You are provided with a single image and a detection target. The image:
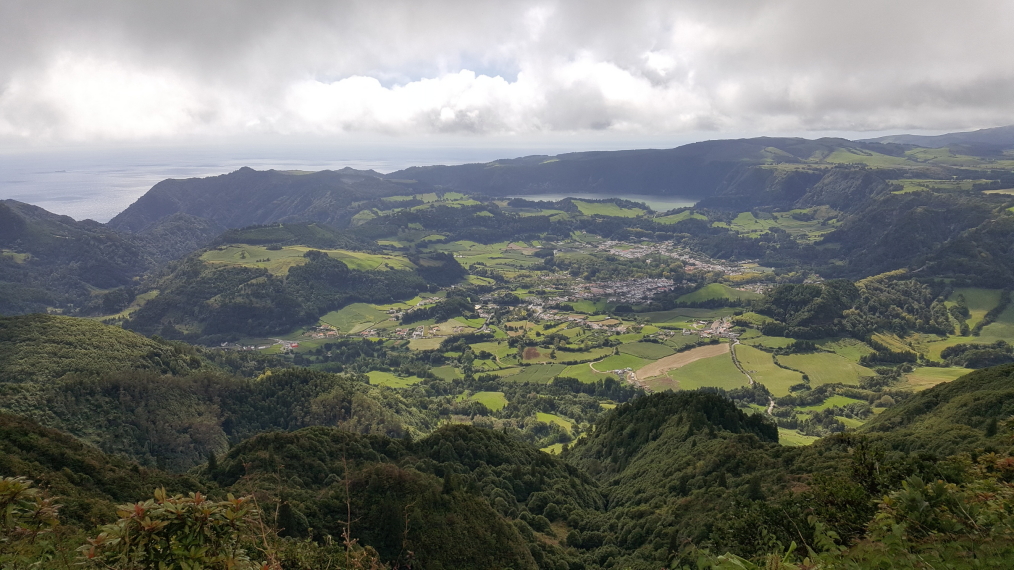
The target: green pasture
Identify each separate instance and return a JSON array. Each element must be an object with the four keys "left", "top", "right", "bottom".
[
  {"left": 560, "top": 363, "right": 613, "bottom": 383},
  {"left": 319, "top": 303, "right": 393, "bottom": 333},
  {"left": 571, "top": 200, "right": 645, "bottom": 217},
  {"left": 593, "top": 353, "right": 651, "bottom": 372},
  {"left": 735, "top": 345, "right": 803, "bottom": 397},
  {"left": 797, "top": 395, "right": 866, "bottom": 412},
  {"left": 461, "top": 391, "right": 508, "bottom": 412},
  {"left": 202, "top": 245, "right": 414, "bottom": 274},
  {"left": 640, "top": 307, "right": 734, "bottom": 324},
  {"left": 676, "top": 283, "right": 762, "bottom": 304},
  {"left": 367, "top": 371, "right": 426, "bottom": 388},
  {"left": 977, "top": 304, "right": 1014, "bottom": 342},
  {"left": 654, "top": 211, "right": 706, "bottom": 224},
  {"left": 663, "top": 352, "right": 747, "bottom": 392},
  {"left": 619, "top": 342, "right": 675, "bottom": 359},
  {"left": 778, "top": 352, "right": 873, "bottom": 387},
  {"left": 537, "top": 412, "right": 576, "bottom": 433},
  {"left": 815, "top": 338, "right": 875, "bottom": 362},
  {"left": 431, "top": 365, "right": 462, "bottom": 380},
  {"left": 407, "top": 338, "right": 443, "bottom": 350},
  {"left": 903, "top": 366, "right": 971, "bottom": 391},
  {"left": 948, "top": 288, "right": 1003, "bottom": 330},
  {"left": 778, "top": 428, "right": 819, "bottom": 447},
  {"left": 501, "top": 364, "right": 569, "bottom": 384}
]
